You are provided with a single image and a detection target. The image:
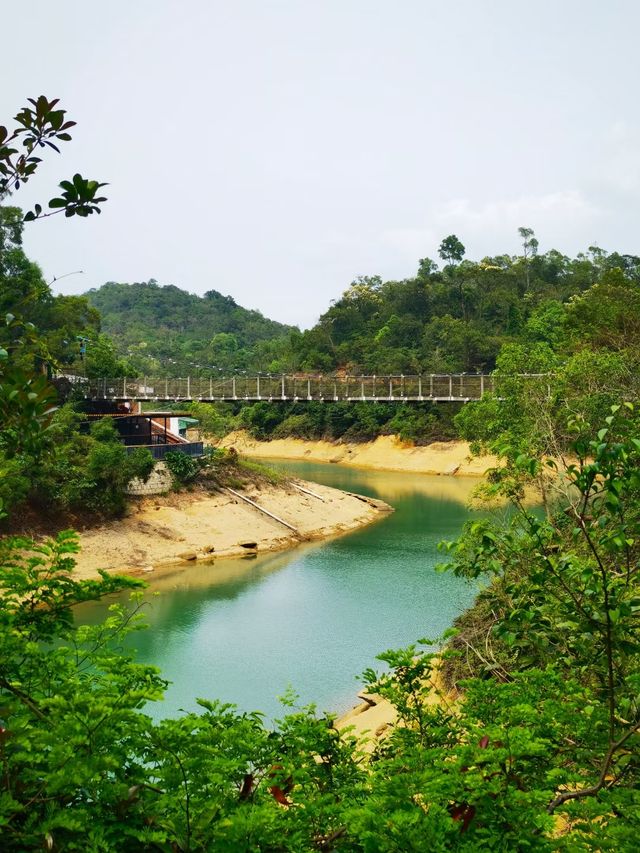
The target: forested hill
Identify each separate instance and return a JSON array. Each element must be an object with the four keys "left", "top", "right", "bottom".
[
  {"left": 85, "top": 280, "right": 296, "bottom": 375},
  {"left": 84, "top": 235, "right": 640, "bottom": 380},
  {"left": 291, "top": 235, "right": 640, "bottom": 375}
]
